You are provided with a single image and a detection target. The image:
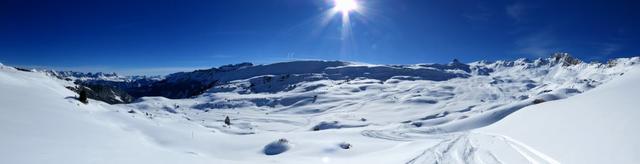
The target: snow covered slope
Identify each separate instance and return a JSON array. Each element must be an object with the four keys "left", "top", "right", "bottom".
[
  {"left": 481, "top": 62, "right": 640, "bottom": 163},
  {"left": 1, "top": 55, "right": 639, "bottom": 164},
  {"left": 0, "top": 65, "right": 216, "bottom": 164}
]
